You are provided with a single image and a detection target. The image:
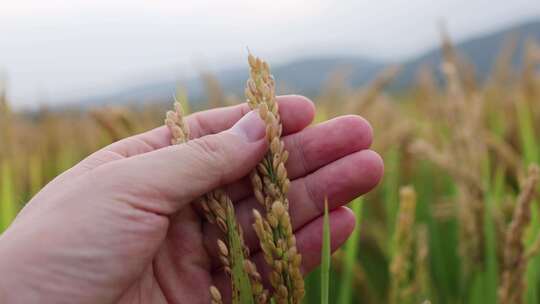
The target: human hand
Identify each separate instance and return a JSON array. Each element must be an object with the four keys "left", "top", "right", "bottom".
[{"left": 0, "top": 95, "right": 383, "bottom": 304}]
